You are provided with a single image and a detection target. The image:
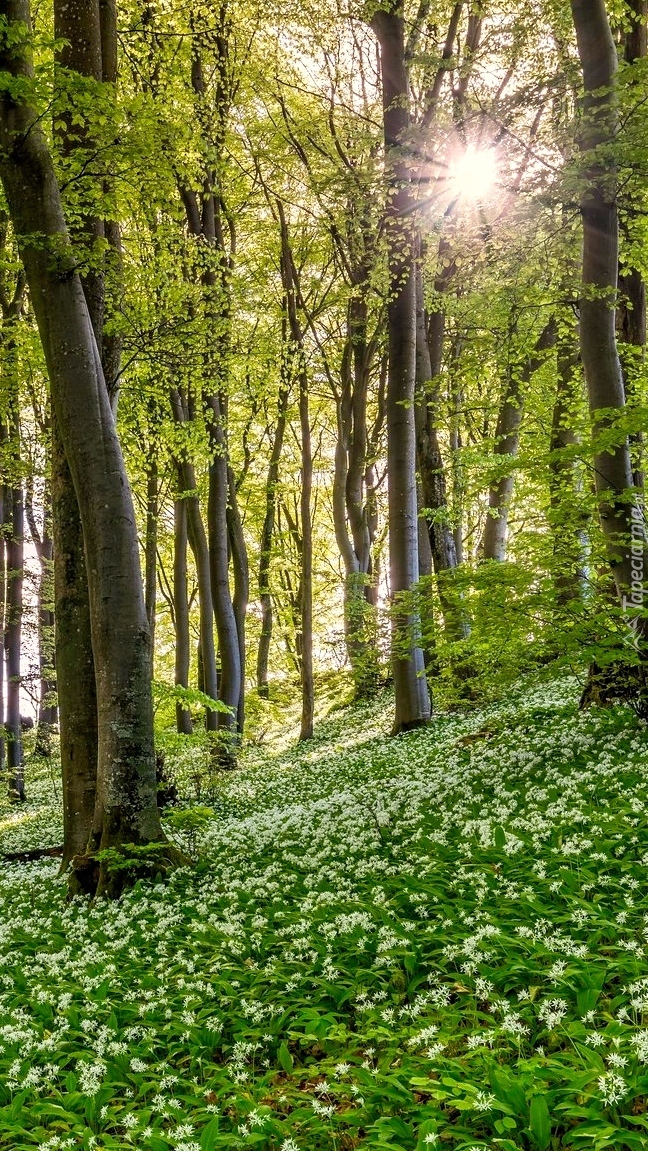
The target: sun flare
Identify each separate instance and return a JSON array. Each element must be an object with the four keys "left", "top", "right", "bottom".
[{"left": 447, "top": 145, "right": 499, "bottom": 203}]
